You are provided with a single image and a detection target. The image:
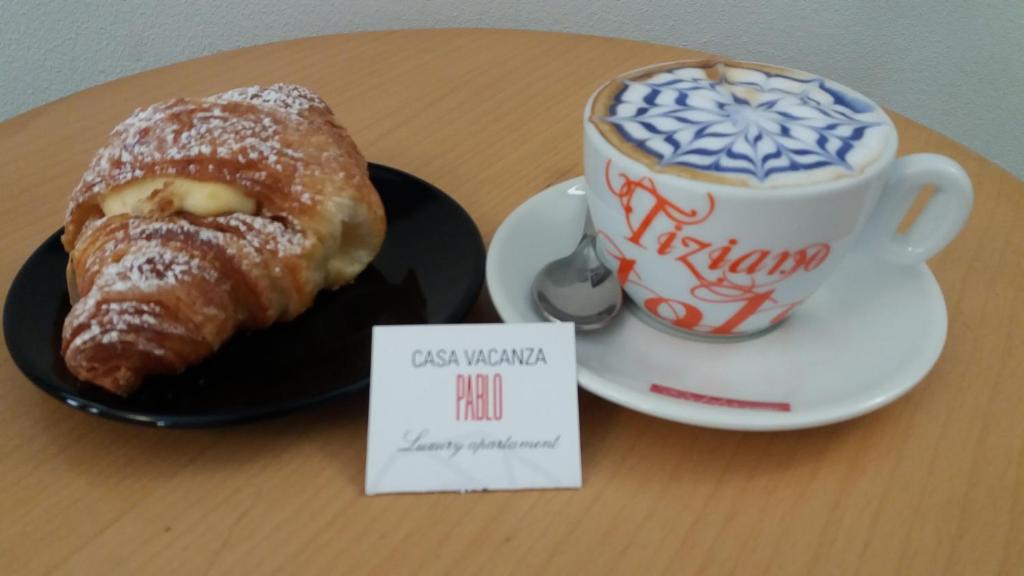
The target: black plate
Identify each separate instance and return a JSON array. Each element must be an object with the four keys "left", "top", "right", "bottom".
[{"left": 3, "top": 164, "right": 484, "bottom": 427}]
